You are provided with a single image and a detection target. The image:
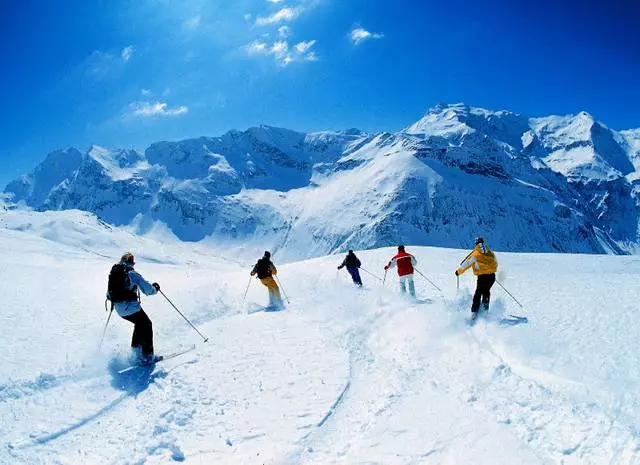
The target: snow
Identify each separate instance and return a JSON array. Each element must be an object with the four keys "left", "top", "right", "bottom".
[
  {"left": 543, "top": 146, "right": 622, "bottom": 181},
  {"left": 531, "top": 112, "right": 634, "bottom": 180},
  {"left": 621, "top": 129, "right": 640, "bottom": 171},
  {"left": 2, "top": 210, "right": 640, "bottom": 464},
  {"left": 530, "top": 112, "right": 596, "bottom": 148},
  {"left": 87, "top": 145, "right": 147, "bottom": 181}
]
